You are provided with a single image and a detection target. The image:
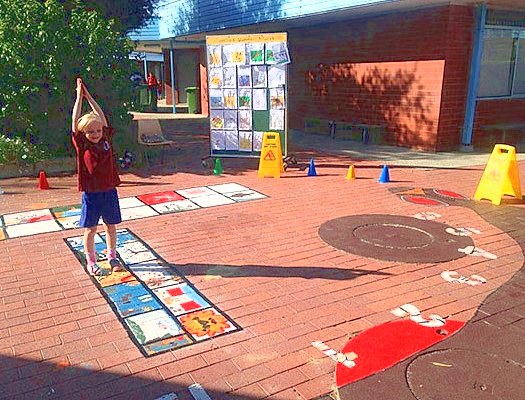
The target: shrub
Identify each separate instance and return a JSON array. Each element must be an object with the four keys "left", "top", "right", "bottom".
[{"left": 0, "top": 134, "right": 52, "bottom": 165}]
